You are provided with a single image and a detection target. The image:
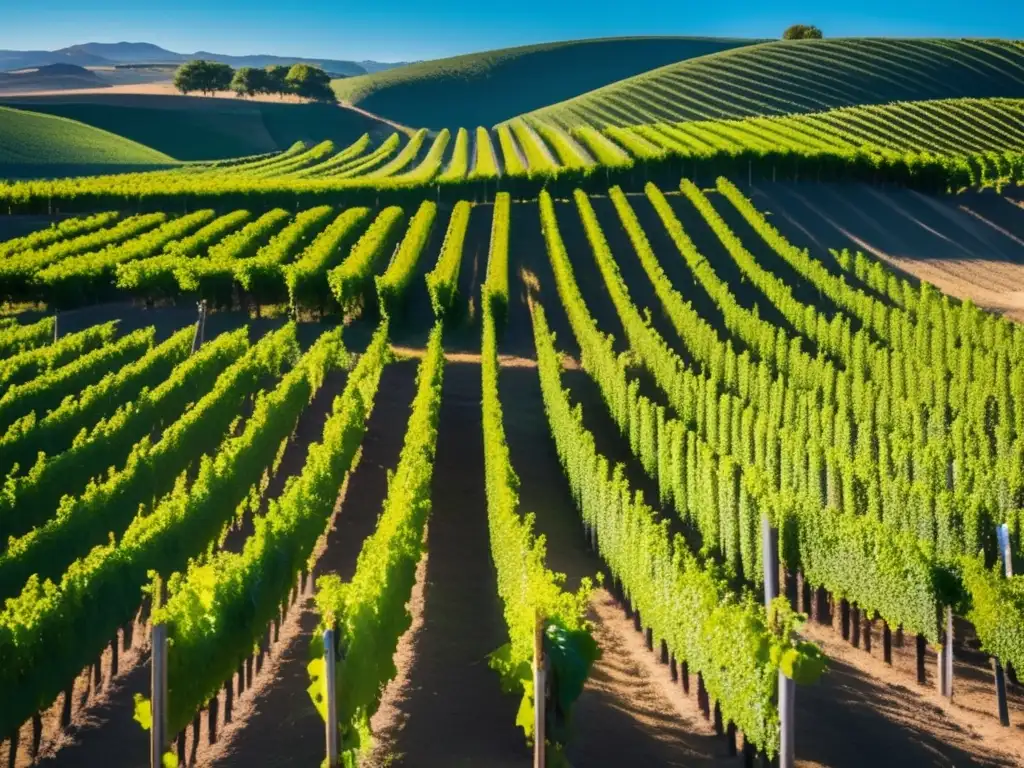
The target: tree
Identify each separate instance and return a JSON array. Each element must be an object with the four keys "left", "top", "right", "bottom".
[
  {"left": 264, "top": 65, "right": 291, "bottom": 97},
  {"left": 783, "top": 24, "right": 823, "bottom": 39},
  {"left": 173, "top": 60, "right": 234, "bottom": 95},
  {"left": 285, "top": 63, "right": 336, "bottom": 102},
  {"left": 231, "top": 66, "right": 269, "bottom": 98}
]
